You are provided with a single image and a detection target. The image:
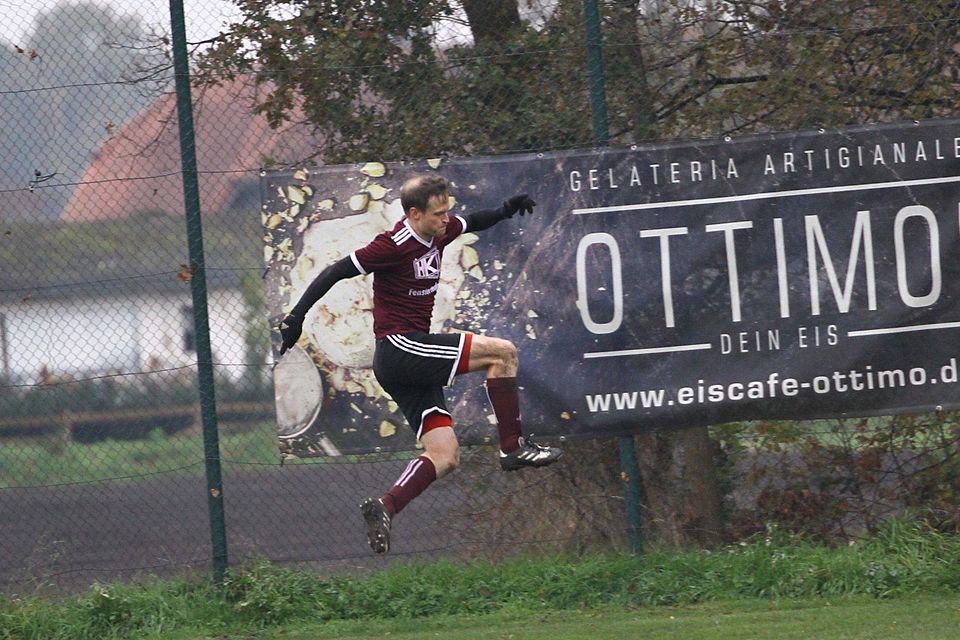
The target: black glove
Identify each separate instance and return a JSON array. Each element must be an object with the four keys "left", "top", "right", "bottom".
[
  {"left": 501, "top": 194, "right": 536, "bottom": 218},
  {"left": 278, "top": 314, "right": 303, "bottom": 355}
]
